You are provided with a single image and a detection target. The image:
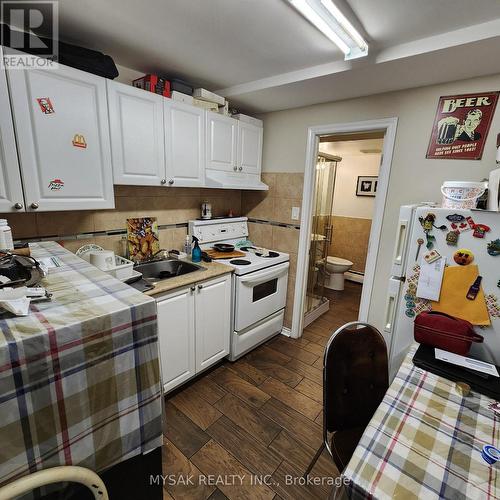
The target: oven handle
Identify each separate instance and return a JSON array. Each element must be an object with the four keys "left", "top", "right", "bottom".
[{"left": 239, "top": 262, "right": 289, "bottom": 286}]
